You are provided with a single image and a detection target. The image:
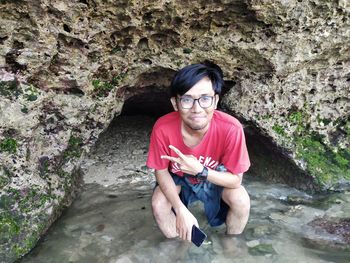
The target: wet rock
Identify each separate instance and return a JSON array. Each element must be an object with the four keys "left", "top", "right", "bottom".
[
  {"left": 246, "top": 240, "right": 260, "bottom": 248},
  {"left": 283, "top": 192, "right": 347, "bottom": 212},
  {"left": 311, "top": 194, "right": 347, "bottom": 210},
  {"left": 303, "top": 217, "right": 350, "bottom": 252},
  {"left": 269, "top": 212, "right": 286, "bottom": 222},
  {"left": 284, "top": 195, "right": 314, "bottom": 206},
  {"left": 101, "top": 235, "right": 113, "bottom": 242}
]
